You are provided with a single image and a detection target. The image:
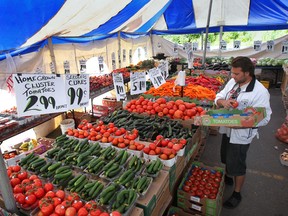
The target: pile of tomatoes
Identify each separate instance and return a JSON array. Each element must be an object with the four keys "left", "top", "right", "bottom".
[{"left": 181, "top": 166, "right": 223, "bottom": 200}]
